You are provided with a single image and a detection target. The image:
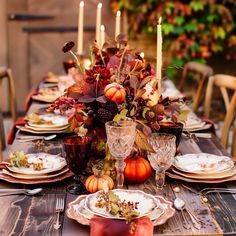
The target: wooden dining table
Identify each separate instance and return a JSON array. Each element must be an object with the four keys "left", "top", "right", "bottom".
[{"left": 0, "top": 81, "right": 236, "bottom": 236}]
